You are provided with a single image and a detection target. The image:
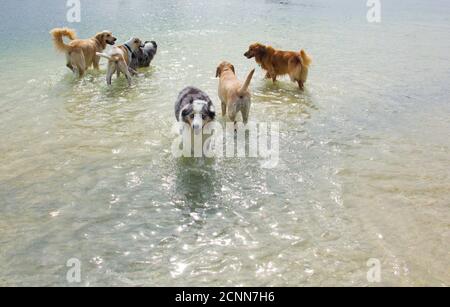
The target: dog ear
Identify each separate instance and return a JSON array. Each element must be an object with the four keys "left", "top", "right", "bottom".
[
  {"left": 254, "top": 44, "right": 266, "bottom": 57},
  {"left": 209, "top": 104, "right": 216, "bottom": 119},
  {"left": 231, "top": 65, "right": 236, "bottom": 74},
  {"left": 182, "top": 105, "right": 192, "bottom": 117},
  {"left": 95, "top": 32, "right": 107, "bottom": 48},
  {"left": 215, "top": 66, "right": 221, "bottom": 78},
  {"left": 95, "top": 32, "right": 107, "bottom": 41}
]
